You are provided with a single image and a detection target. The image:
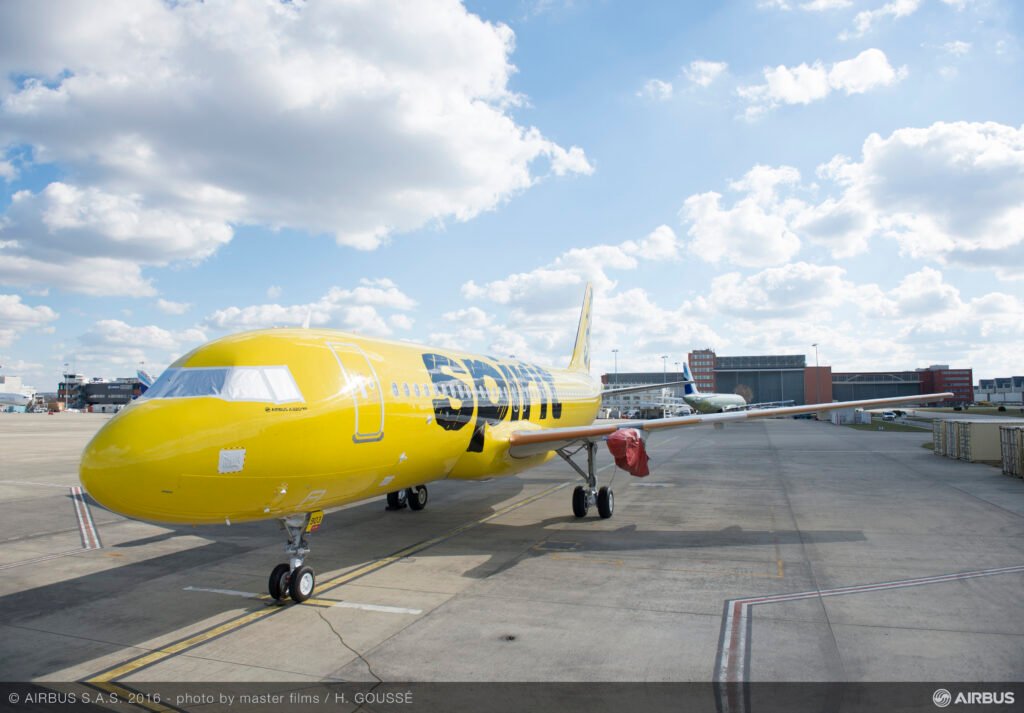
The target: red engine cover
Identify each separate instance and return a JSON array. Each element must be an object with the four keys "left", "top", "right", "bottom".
[{"left": 606, "top": 428, "right": 650, "bottom": 477}]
